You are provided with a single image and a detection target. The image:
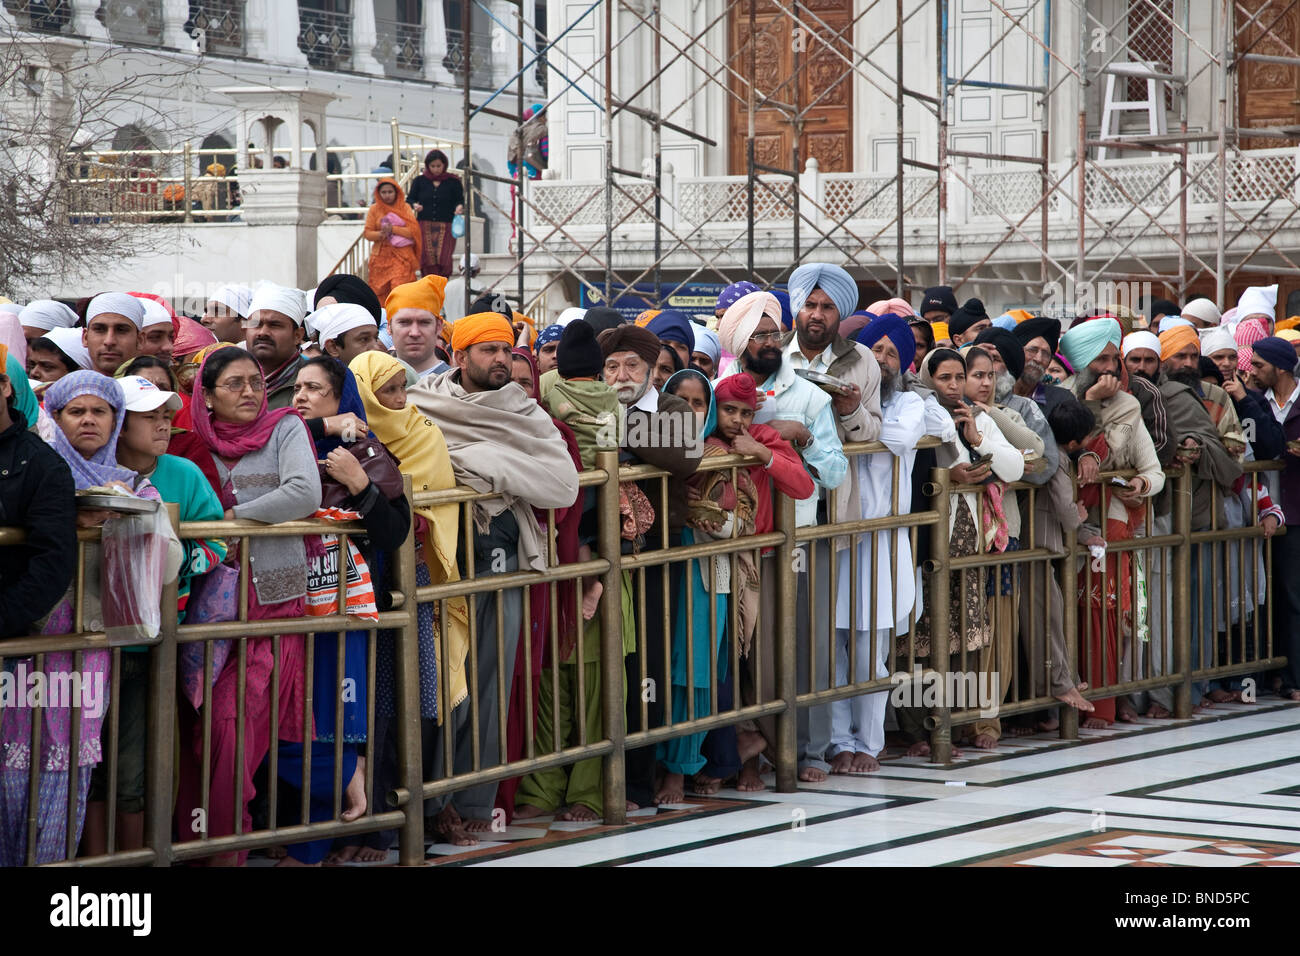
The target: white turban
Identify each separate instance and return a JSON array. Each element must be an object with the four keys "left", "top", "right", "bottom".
[
  {"left": 208, "top": 283, "right": 254, "bottom": 318},
  {"left": 309, "top": 303, "right": 377, "bottom": 344},
  {"left": 248, "top": 283, "right": 307, "bottom": 326},
  {"left": 1120, "top": 330, "right": 1161, "bottom": 359},
  {"left": 717, "top": 290, "right": 781, "bottom": 357},
  {"left": 135, "top": 297, "right": 174, "bottom": 328},
  {"left": 557, "top": 307, "right": 587, "bottom": 327},
  {"left": 788, "top": 262, "right": 859, "bottom": 321},
  {"left": 0, "top": 303, "right": 21, "bottom": 316},
  {"left": 1156, "top": 315, "right": 1194, "bottom": 333},
  {"left": 42, "top": 326, "right": 92, "bottom": 369},
  {"left": 1236, "top": 284, "right": 1277, "bottom": 322},
  {"left": 86, "top": 292, "right": 146, "bottom": 328},
  {"left": 1181, "top": 298, "right": 1221, "bottom": 327},
  {"left": 1200, "top": 327, "right": 1236, "bottom": 357},
  {"left": 18, "top": 299, "right": 78, "bottom": 332}
]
